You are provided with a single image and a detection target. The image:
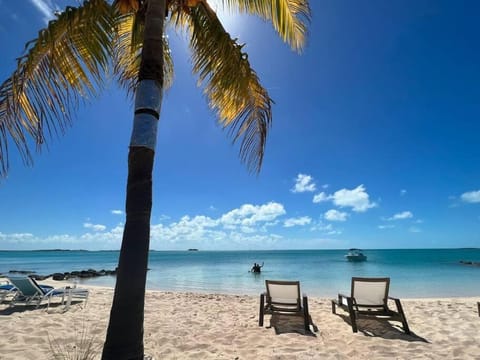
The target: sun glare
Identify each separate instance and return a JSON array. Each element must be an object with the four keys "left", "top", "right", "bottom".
[{"left": 208, "top": 0, "right": 239, "bottom": 32}]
